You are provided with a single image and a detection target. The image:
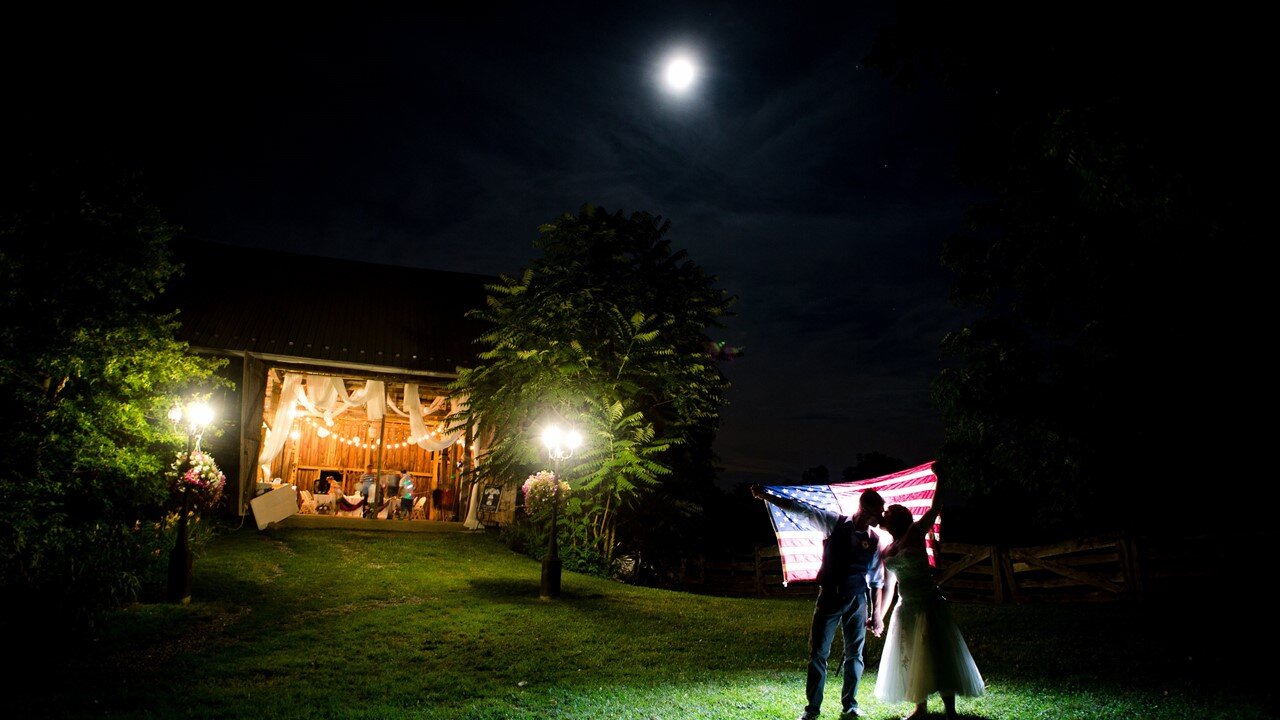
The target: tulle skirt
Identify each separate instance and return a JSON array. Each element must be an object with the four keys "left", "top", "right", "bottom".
[{"left": 875, "top": 593, "right": 985, "bottom": 704}]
